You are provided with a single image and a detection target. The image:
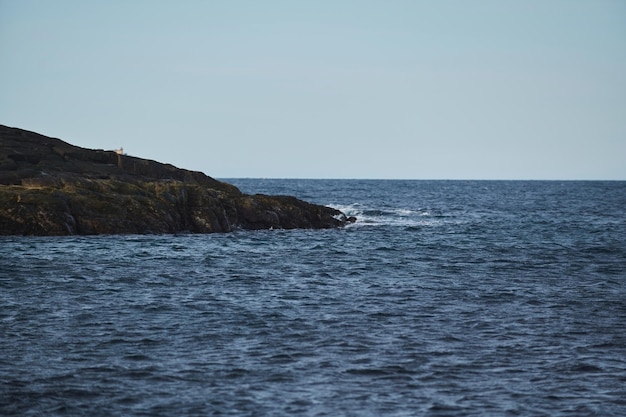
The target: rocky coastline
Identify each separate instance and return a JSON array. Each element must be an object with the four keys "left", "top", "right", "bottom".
[{"left": 0, "top": 125, "right": 354, "bottom": 235}]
